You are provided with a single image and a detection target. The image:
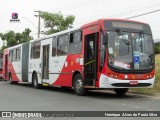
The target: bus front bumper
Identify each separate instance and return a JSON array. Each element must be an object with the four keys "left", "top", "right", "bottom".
[{"left": 99, "top": 74, "right": 155, "bottom": 88}]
